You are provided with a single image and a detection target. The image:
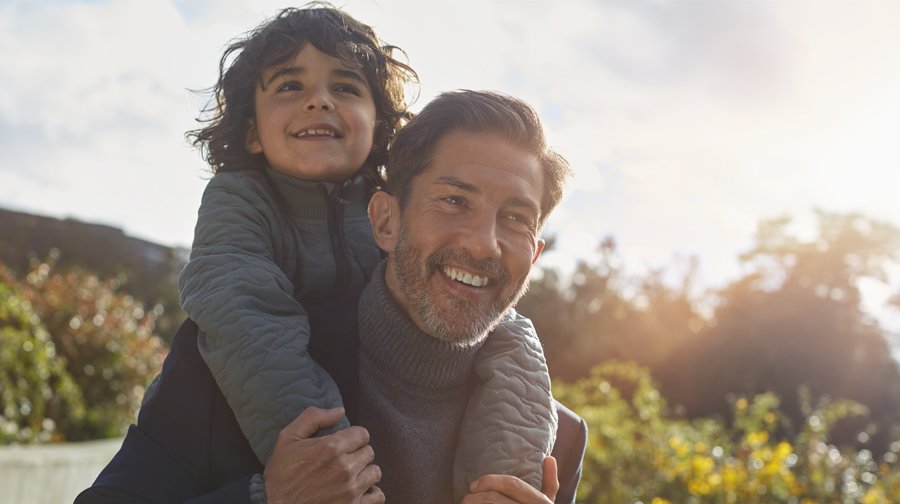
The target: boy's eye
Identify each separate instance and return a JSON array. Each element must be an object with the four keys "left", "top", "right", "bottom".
[
  {"left": 276, "top": 81, "right": 303, "bottom": 92},
  {"left": 335, "top": 83, "right": 362, "bottom": 96}
]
